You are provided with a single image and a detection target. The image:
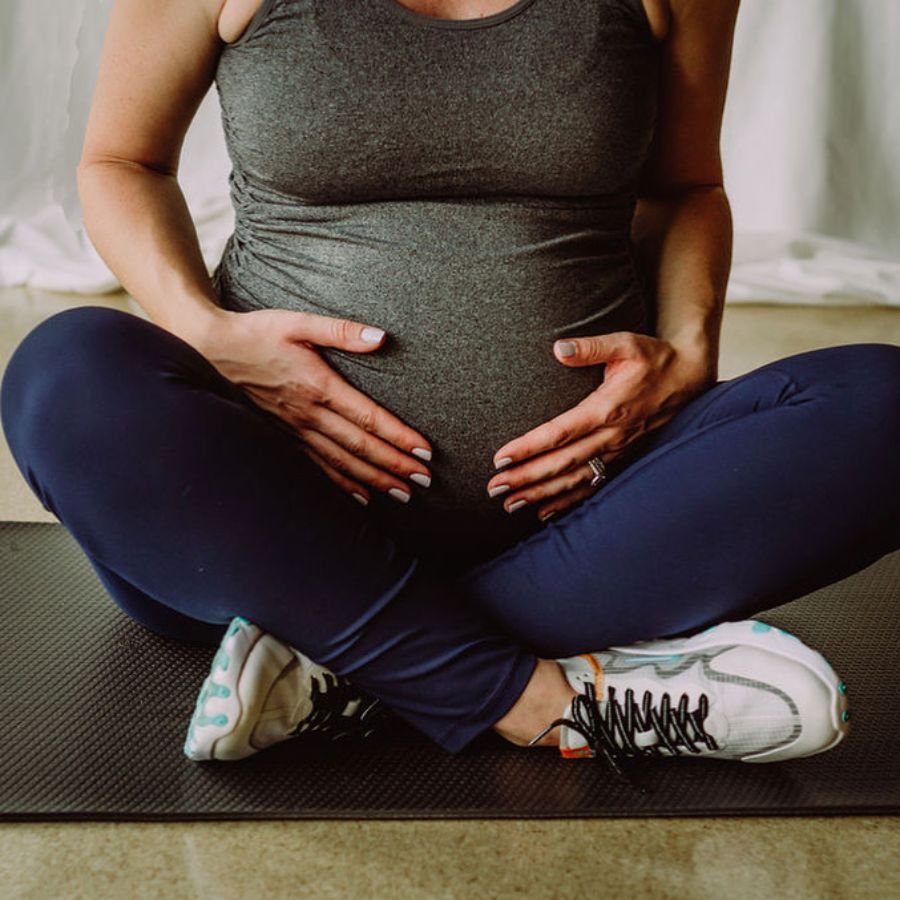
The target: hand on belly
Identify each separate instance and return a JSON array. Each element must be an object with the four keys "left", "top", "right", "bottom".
[{"left": 482, "top": 329, "right": 718, "bottom": 522}]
